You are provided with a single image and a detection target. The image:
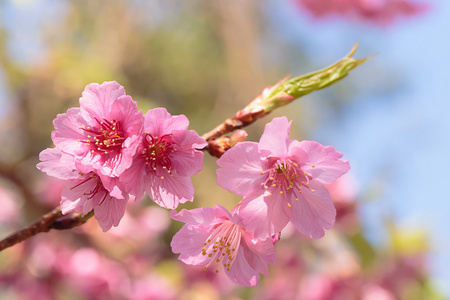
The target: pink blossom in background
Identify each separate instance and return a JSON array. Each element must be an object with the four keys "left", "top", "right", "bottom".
[
  {"left": 37, "top": 147, "right": 129, "bottom": 231},
  {"left": 170, "top": 205, "right": 276, "bottom": 287},
  {"left": 124, "top": 275, "right": 177, "bottom": 300},
  {"left": 216, "top": 117, "right": 350, "bottom": 240},
  {"left": 51, "top": 81, "right": 143, "bottom": 177},
  {"left": 35, "top": 176, "right": 65, "bottom": 207},
  {"left": 294, "top": 0, "right": 429, "bottom": 25},
  {"left": 65, "top": 248, "right": 128, "bottom": 299},
  {"left": 120, "top": 107, "right": 207, "bottom": 209},
  {"left": 326, "top": 174, "right": 360, "bottom": 233},
  {"left": 107, "top": 205, "right": 170, "bottom": 241},
  {"left": 0, "top": 187, "right": 21, "bottom": 224}
]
